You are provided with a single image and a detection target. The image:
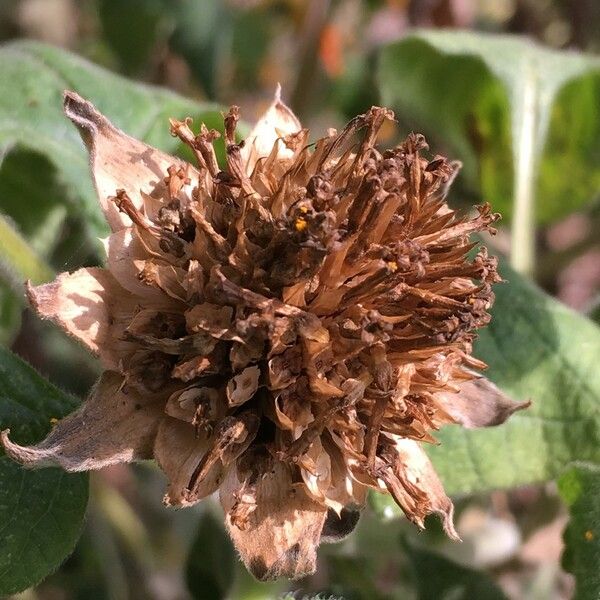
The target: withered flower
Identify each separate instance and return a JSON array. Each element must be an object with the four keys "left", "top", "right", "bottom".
[{"left": 1, "top": 89, "right": 529, "bottom": 580}]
